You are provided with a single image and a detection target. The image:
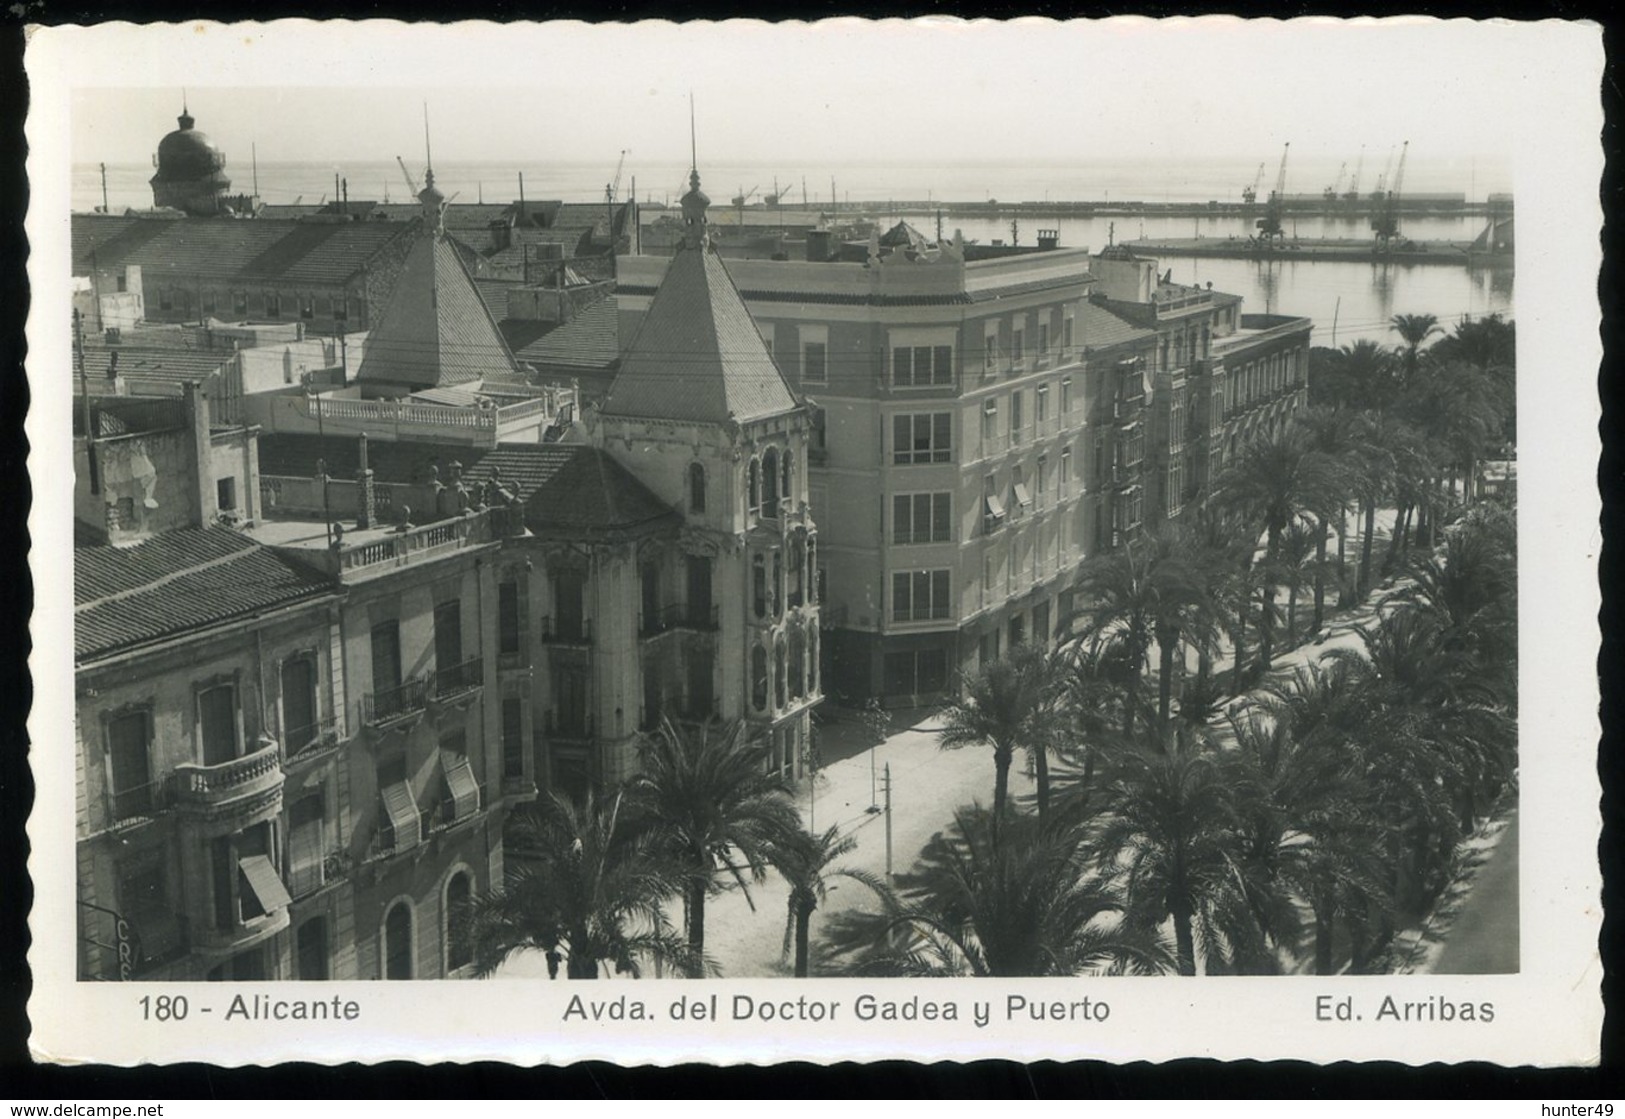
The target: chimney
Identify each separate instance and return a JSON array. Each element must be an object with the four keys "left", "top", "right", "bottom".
[
  {"left": 355, "top": 432, "right": 376, "bottom": 529},
  {"left": 184, "top": 379, "right": 215, "bottom": 526}
]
